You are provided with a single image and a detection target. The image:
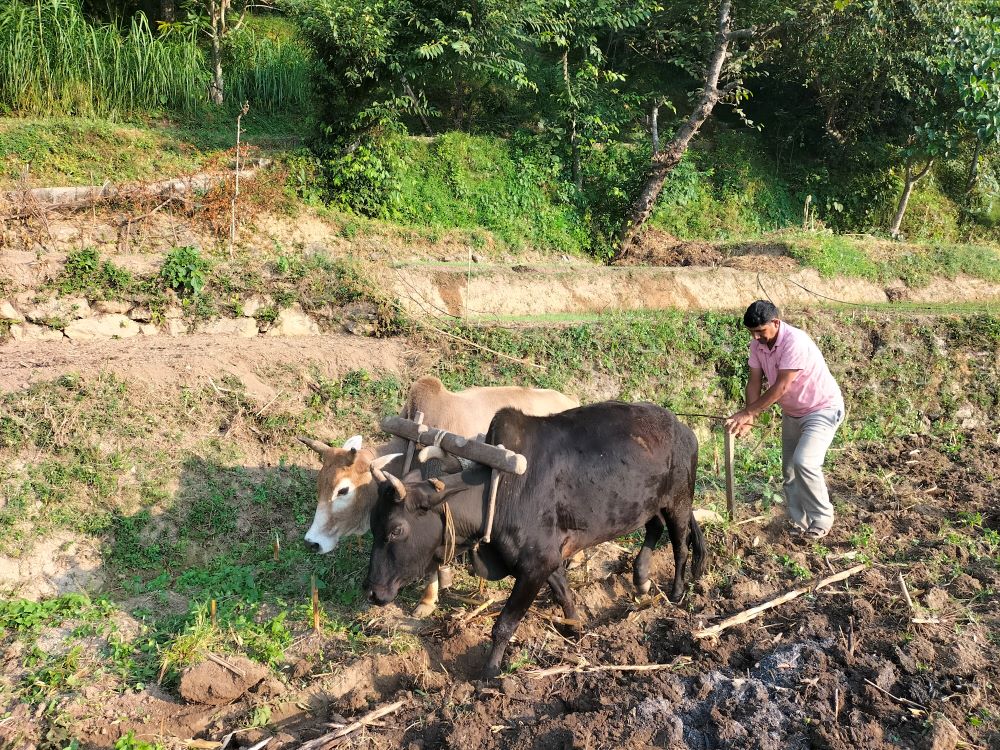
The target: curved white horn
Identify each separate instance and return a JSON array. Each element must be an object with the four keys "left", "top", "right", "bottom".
[
  {"left": 369, "top": 453, "right": 402, "bottom": 483},
  {"left": 297, "top": 436, "right": 332, "bottom": 455},
  {"left": 418, "top": 446, "right": 445, "bottom": 463},
  {"left": 386, "top": 472, "right": 406, "bottom": 501},
  {"left": 370, "top": 453, "right": 402, "bottom": 471}
]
